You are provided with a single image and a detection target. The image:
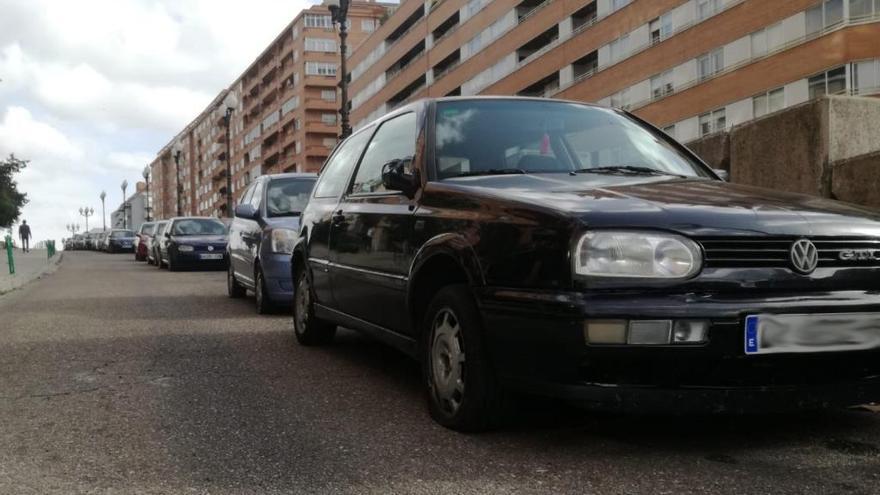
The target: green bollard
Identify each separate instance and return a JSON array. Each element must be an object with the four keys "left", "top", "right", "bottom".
[{"left": 4, "top": 235, "right": 13, "bottom": 275}]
